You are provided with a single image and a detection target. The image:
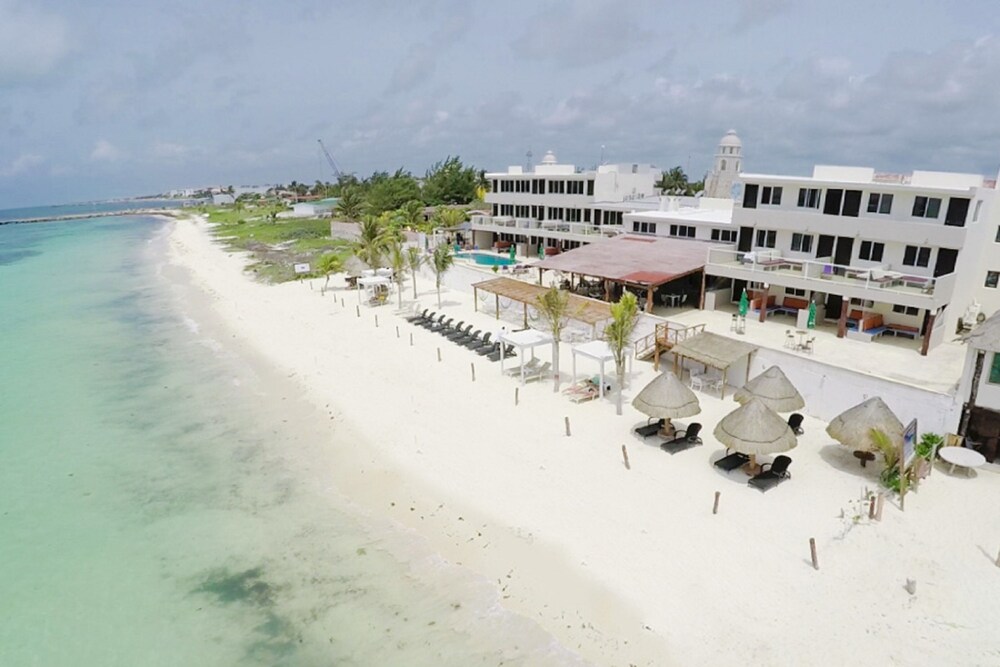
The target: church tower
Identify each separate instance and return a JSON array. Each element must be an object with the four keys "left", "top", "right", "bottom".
[{"left": 704, "top": 129, "right": 742, "bottom": 199}]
